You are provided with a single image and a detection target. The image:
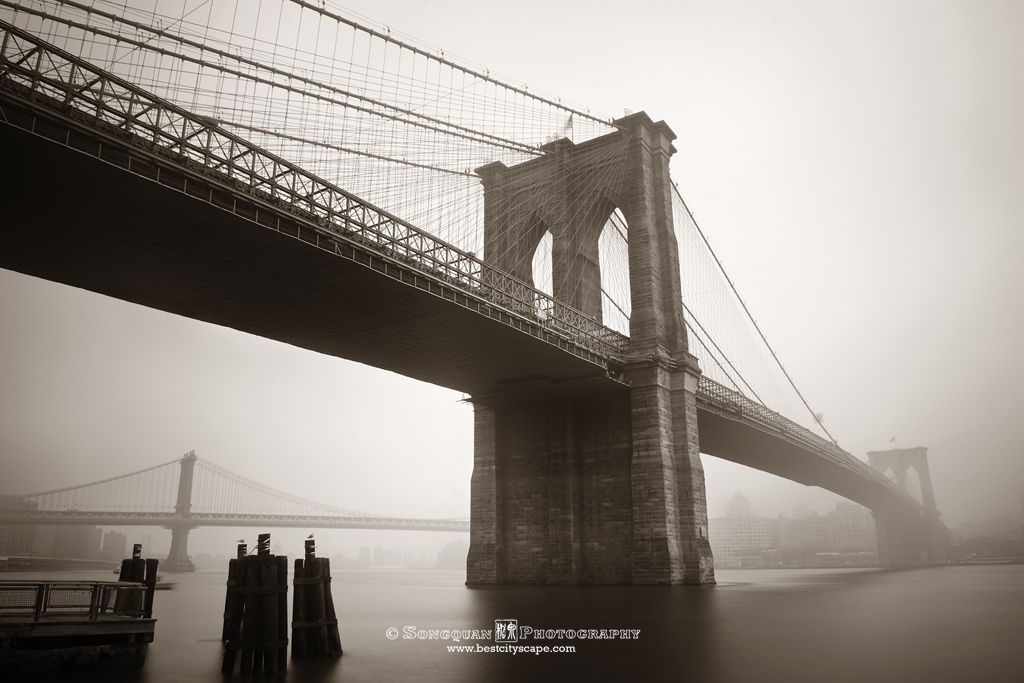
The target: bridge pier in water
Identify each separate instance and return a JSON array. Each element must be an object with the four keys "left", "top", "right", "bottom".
[
  {"left": 164, "top": 524, "right": 196, "bottom": 573},
  {"left": 468, "top": 113, "right": 714, "bottom": 585},
  {"left": 163, "top": 452, "right": 197, "bottom": 572}
]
